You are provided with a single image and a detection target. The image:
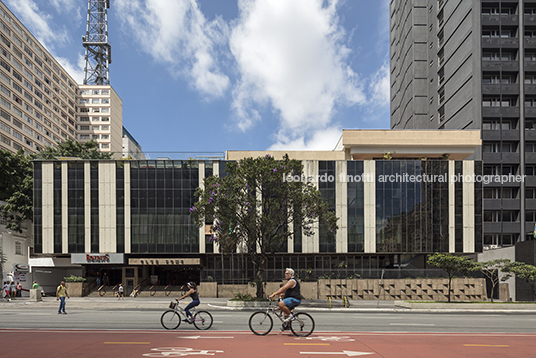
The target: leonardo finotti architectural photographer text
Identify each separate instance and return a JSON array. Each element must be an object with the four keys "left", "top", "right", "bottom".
[{"left": 283, "top": 173, "right": 526, "bottom": 184}]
